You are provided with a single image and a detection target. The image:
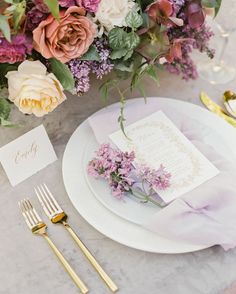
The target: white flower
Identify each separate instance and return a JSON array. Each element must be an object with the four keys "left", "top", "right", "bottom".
[
  {"left": 95, "top": 0, "right": 136, "bottom": 32},
  {"left": 6, "top": 60, "right": 66, "bottom": 117}
]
